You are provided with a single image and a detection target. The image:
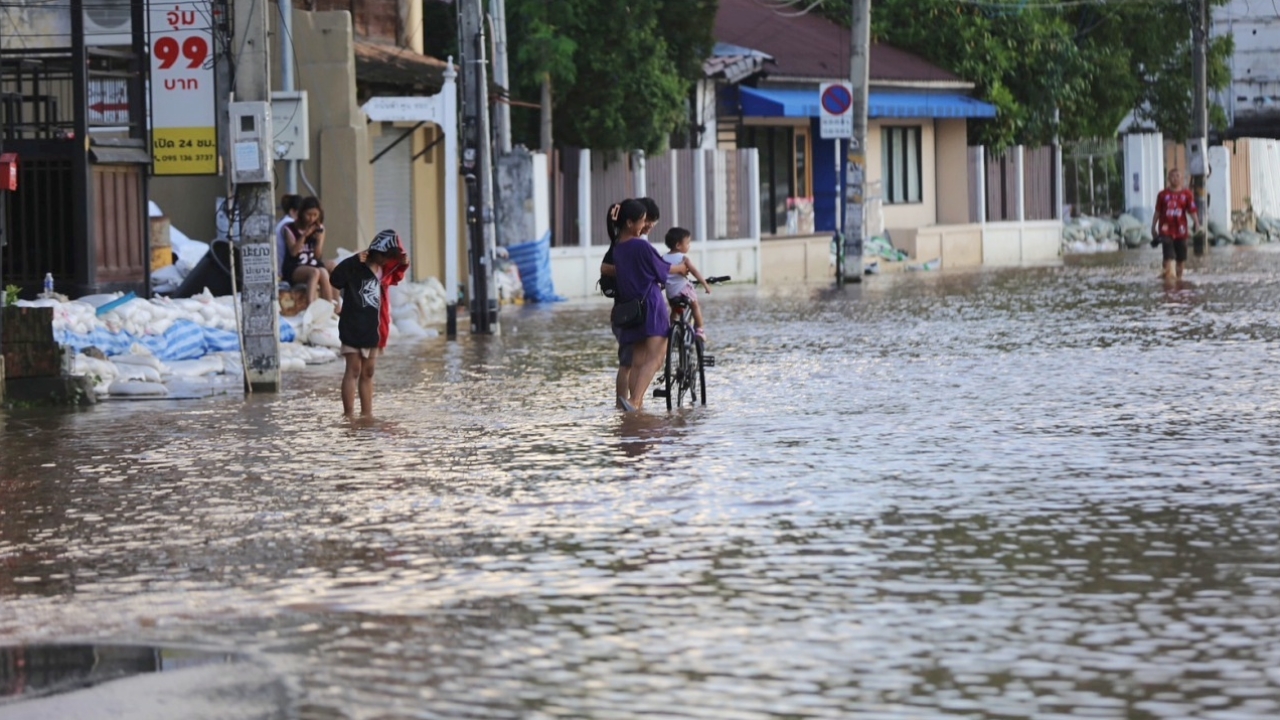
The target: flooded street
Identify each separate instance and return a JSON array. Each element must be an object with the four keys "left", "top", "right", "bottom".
[{"left": 3, "top": 248, "right": 1280, "bottom": 719}]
